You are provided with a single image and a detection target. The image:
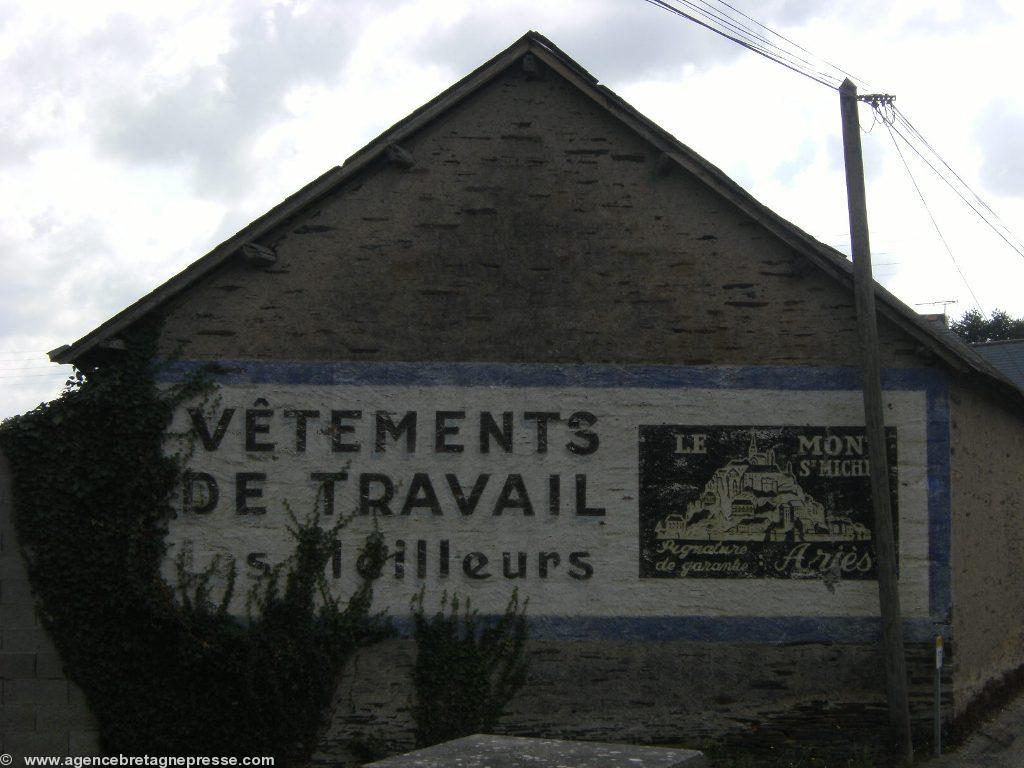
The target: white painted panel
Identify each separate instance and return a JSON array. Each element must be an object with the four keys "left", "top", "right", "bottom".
[{"left": 163, "top": 379, "right": 931, "bottom": 622}]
